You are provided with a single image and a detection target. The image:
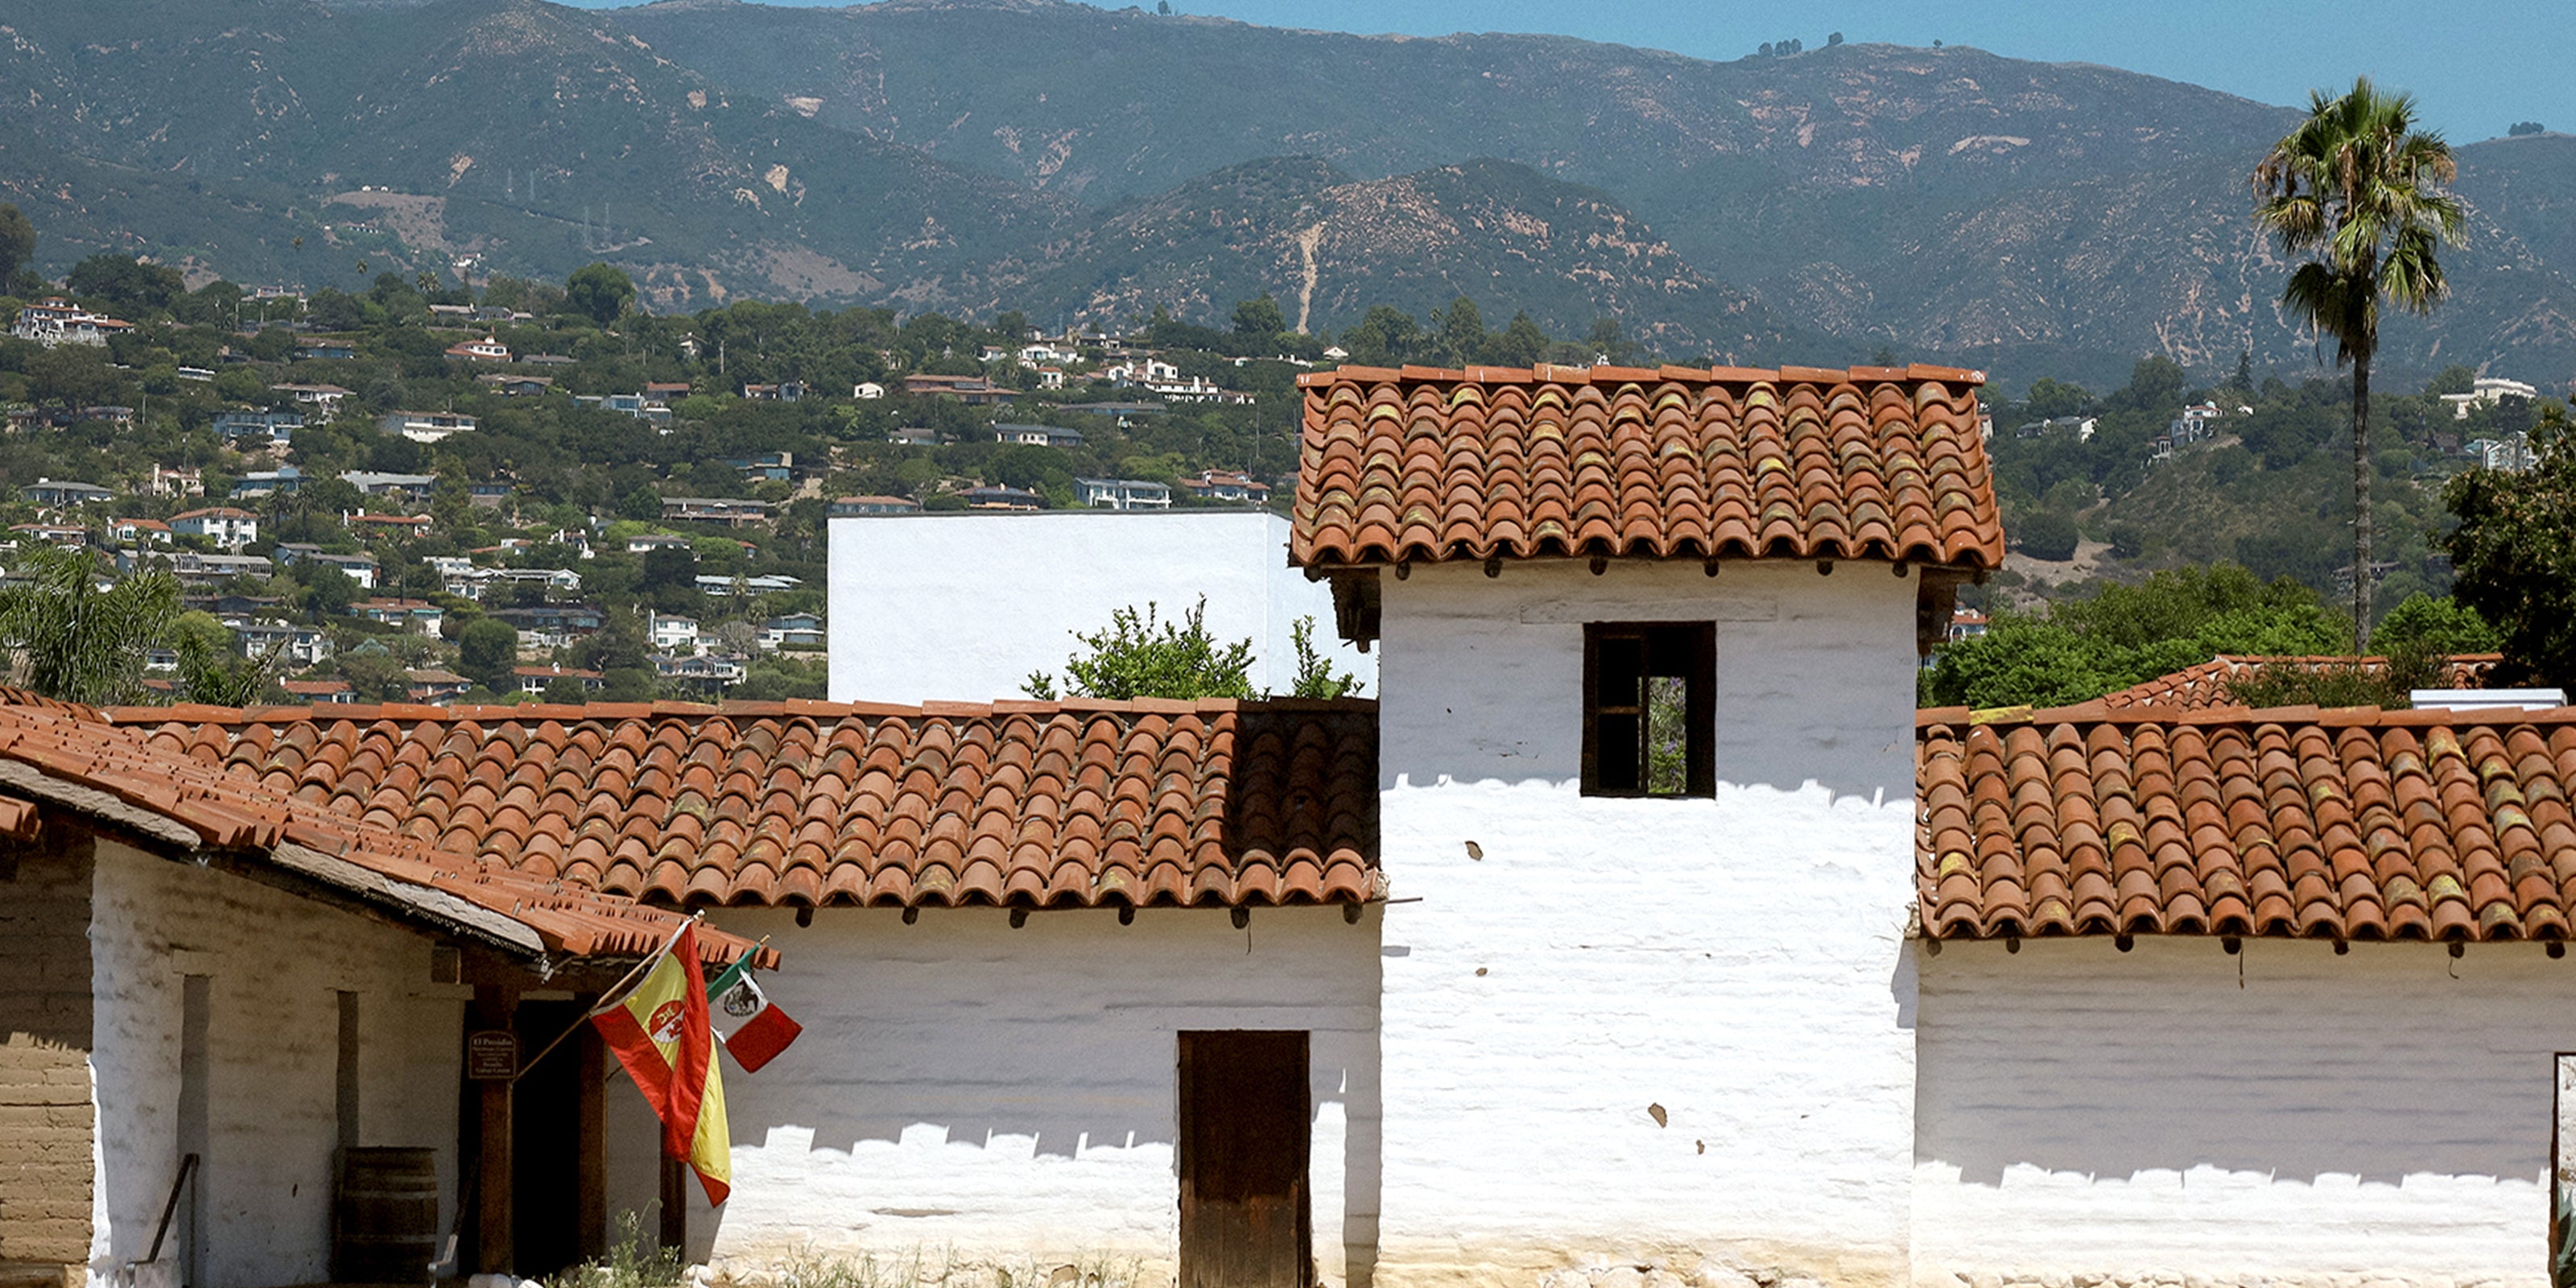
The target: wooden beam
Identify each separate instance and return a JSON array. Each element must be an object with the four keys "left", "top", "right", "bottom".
[{"left": 471, "top": 984, "right": 517, "bottom": 1274}]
